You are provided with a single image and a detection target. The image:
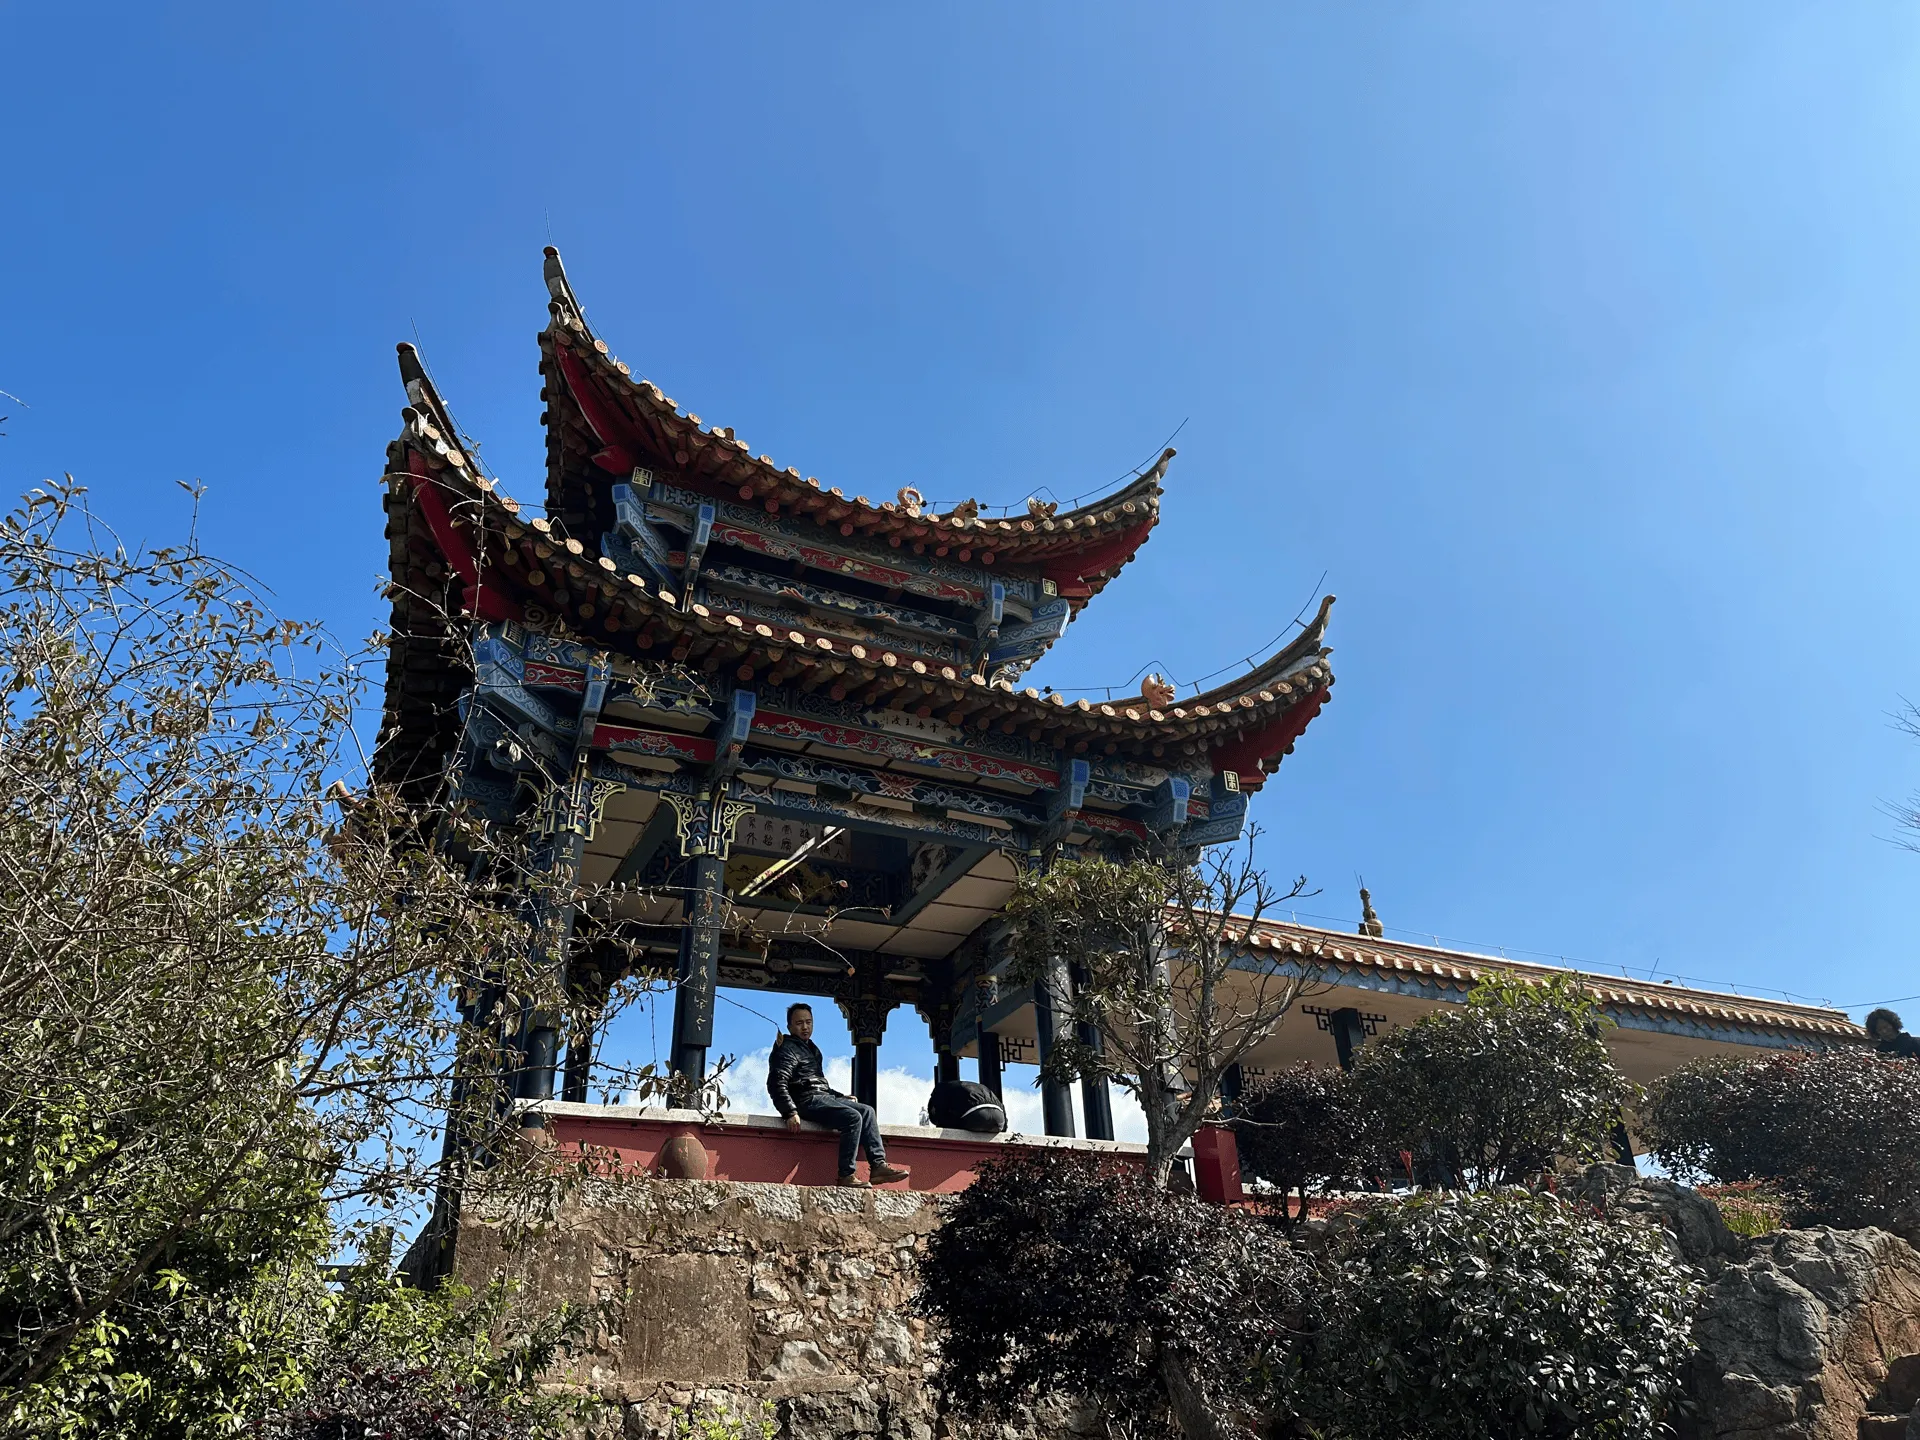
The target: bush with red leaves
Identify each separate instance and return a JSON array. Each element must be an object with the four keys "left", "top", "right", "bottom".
[
  {"left": 251, "top": 1365, "right": 542, "bottom": 1440},
  {"left": 915, "top": 1147, "right": 1303, "bottom": 1440},
  {"left": 1648, "top": 1046, "right": 1920, "bottom": 1232},
  {"left": 1230, "top": 1062, "right": 1381, "bottom": 1225}
]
